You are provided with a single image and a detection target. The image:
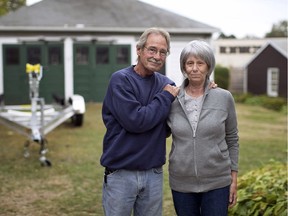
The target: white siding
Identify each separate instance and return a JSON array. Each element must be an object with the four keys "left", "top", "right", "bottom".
[
  {"left": 166, "top": 42, "right": 186, "bottom": 86},
  {"left": 64, "top": 37, "right": 74, "bottom": 101}
]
